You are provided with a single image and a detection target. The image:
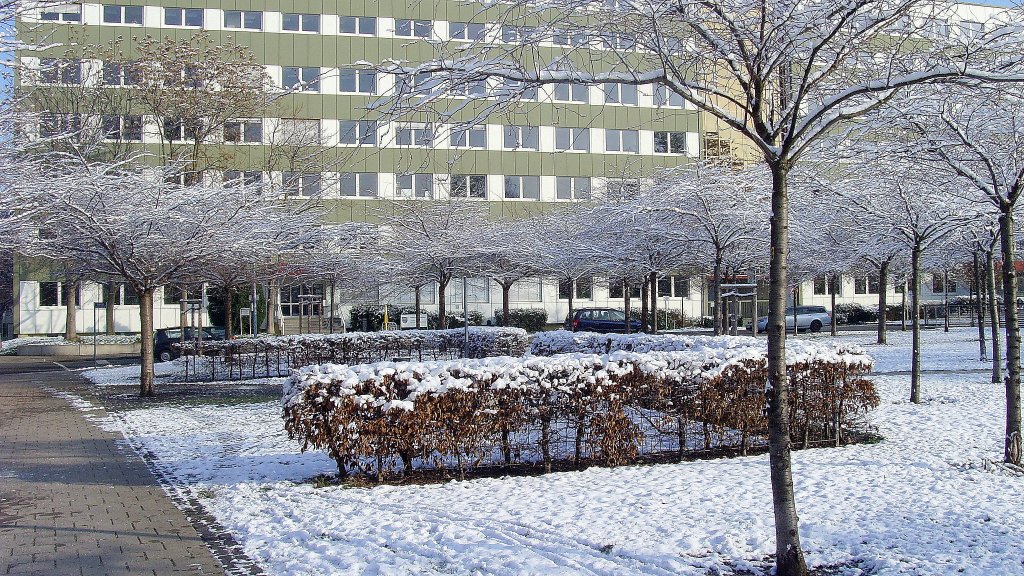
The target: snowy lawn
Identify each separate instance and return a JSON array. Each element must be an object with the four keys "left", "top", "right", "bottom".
[{"left": 70, "top": 327, "right": 1023, "bottom": 575}]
